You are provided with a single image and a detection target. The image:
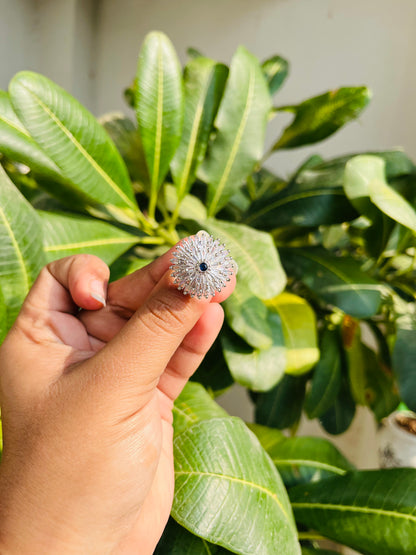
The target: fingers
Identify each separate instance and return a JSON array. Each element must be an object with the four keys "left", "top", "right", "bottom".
[
  {"left": 157, "top": 302, "right": 225, "bottom": 402},
  {"left": 81, "top": 269, "right": 235, "bottom": 411},
  {"left": 23, "top": 254, "right": 110, "bottom": 314}
]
